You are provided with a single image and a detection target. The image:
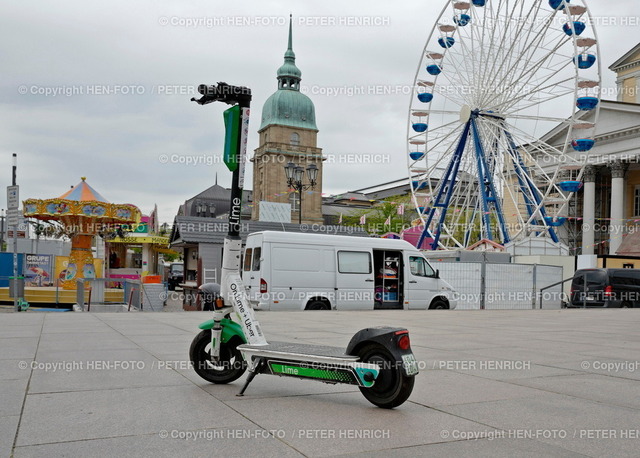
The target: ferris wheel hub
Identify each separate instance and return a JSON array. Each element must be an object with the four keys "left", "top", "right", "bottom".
[{"left": 459, "top": 105, "right": 471, "bottom": 123}]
